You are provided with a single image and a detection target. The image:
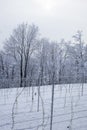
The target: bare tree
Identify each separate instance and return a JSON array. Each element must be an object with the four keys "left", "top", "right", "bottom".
[
  {"left": 73, "top": 31, "right": 84, "bottom": 95},
  {"left": 4, "top": 23, "right": 38, "bottom": 87}
]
